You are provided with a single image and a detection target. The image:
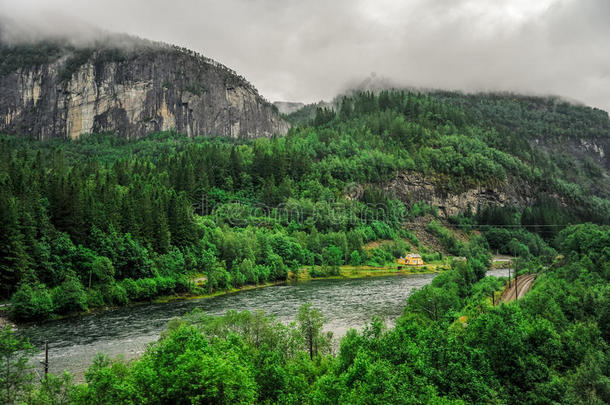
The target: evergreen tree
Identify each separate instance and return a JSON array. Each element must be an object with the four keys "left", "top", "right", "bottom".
[
  {"left": 0, "top": 196, "right": 32, "bottom": 297},
  {"left": 0, "top": 326, "right": 35, "bottom": 405}
]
